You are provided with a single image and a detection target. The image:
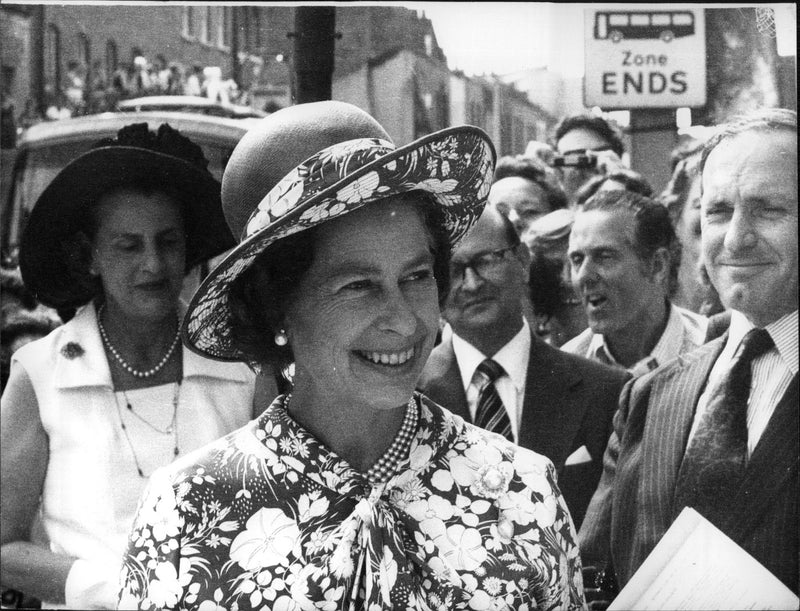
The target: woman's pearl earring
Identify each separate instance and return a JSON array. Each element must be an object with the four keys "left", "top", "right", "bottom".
[{"left": 274, "top": 330, "right": 288, "bottom": 346}]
